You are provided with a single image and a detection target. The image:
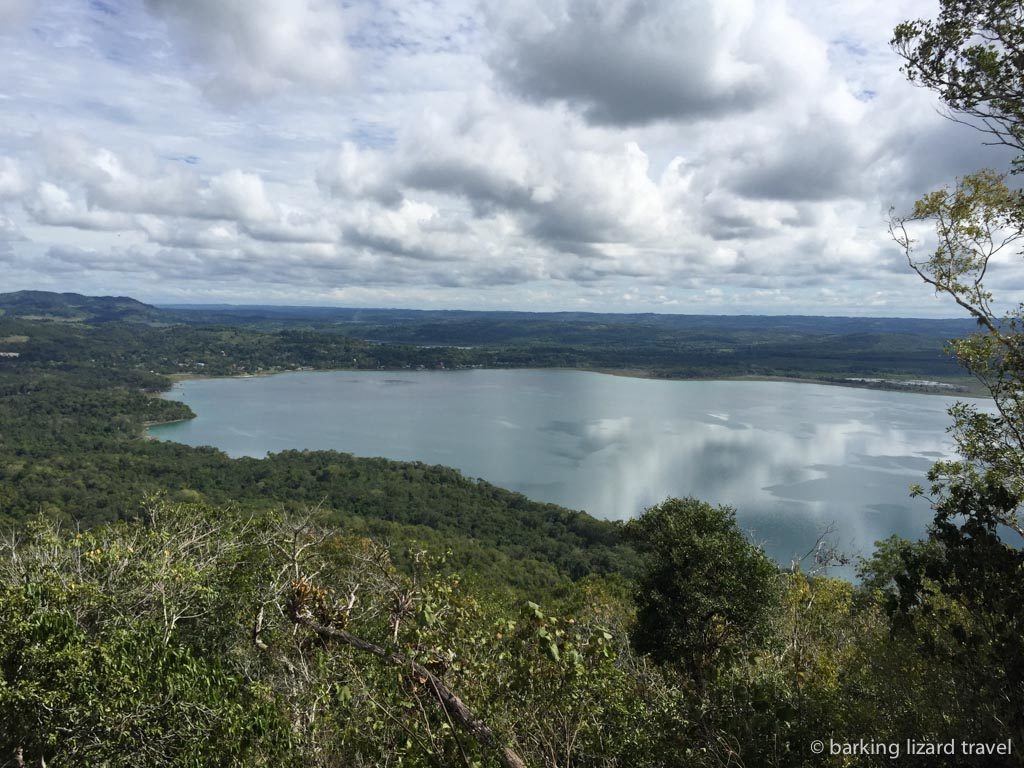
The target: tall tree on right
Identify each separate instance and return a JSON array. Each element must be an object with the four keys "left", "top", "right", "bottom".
[
  {"left": 893, "top": 0, "right": 1024, "bottom": 170},
  {"left": 887, "top": 1, "right": 1024, "bottom": 754}
]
